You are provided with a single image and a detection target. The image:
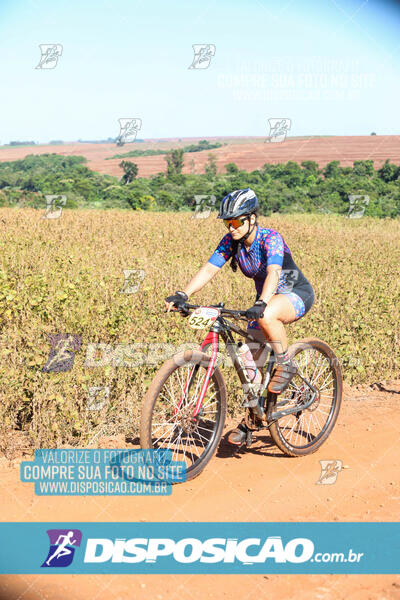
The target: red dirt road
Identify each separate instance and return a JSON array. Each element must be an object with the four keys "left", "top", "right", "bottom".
[
  {"left": 0, "top": 380, "right": 399, "bottom": 599},
  {"left": 1, "top": 135, "right": 399, "bottom": 178}
]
